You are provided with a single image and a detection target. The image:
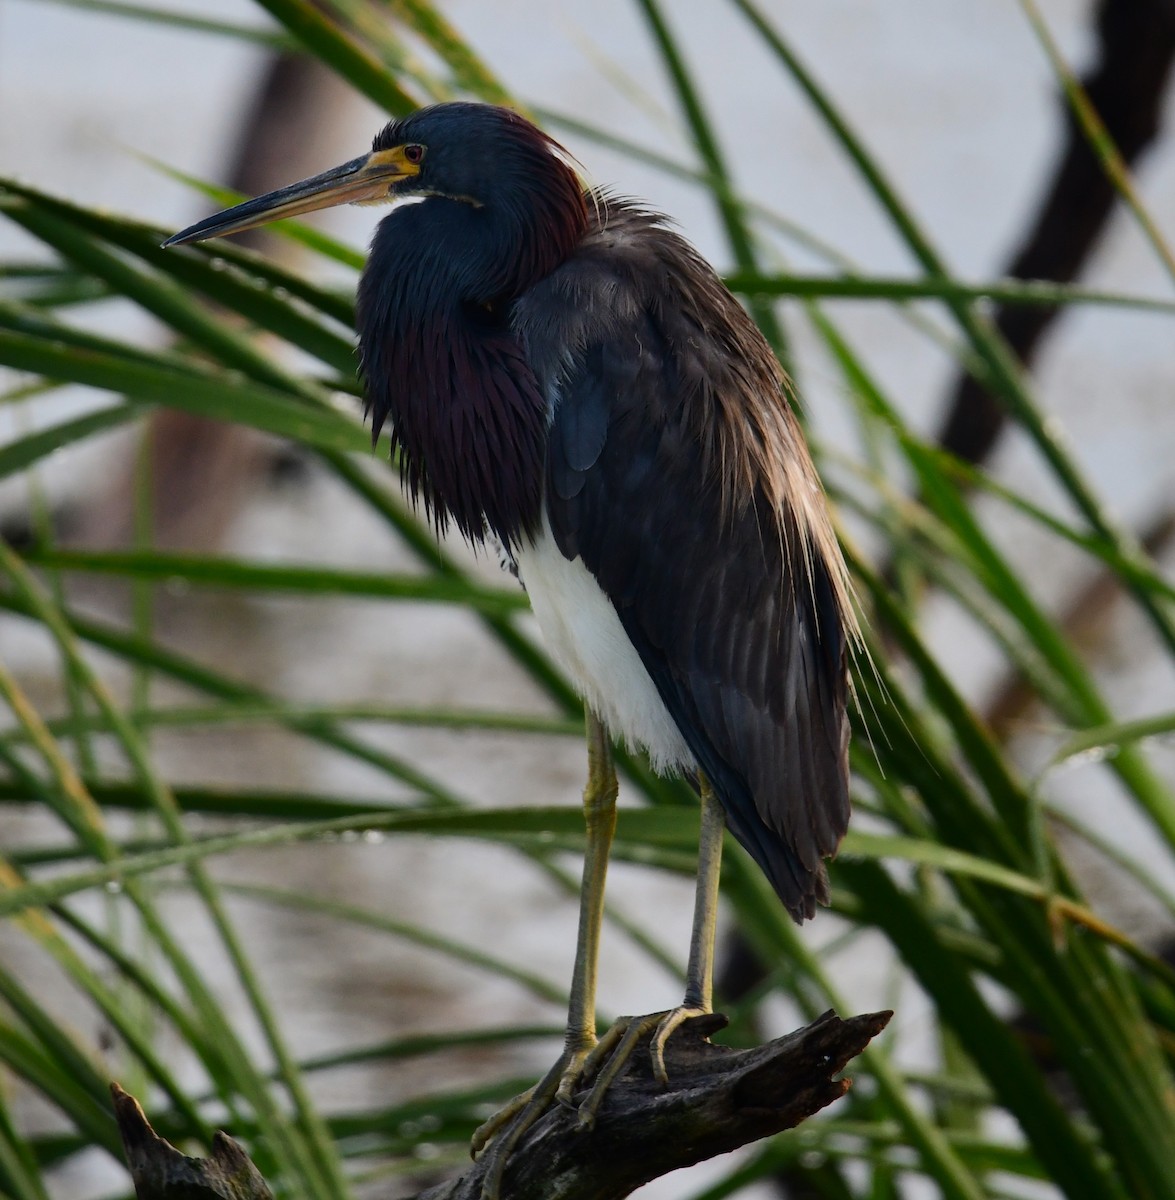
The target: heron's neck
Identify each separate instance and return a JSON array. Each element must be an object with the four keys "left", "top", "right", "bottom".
[{"left": 357, "top": 199, "right": 564, "bottom": 549}]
